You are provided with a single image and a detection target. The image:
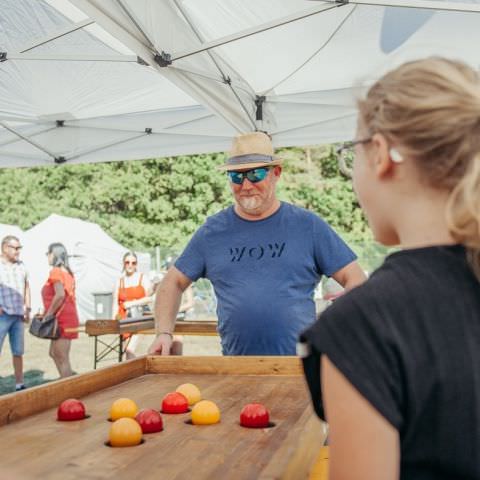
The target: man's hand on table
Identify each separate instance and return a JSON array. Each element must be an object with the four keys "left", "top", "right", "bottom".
[{"left": 148, "top": 332, "right": 173, "bottom": 355}]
